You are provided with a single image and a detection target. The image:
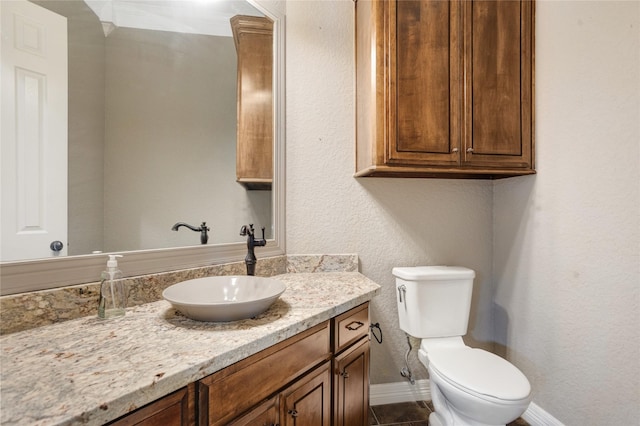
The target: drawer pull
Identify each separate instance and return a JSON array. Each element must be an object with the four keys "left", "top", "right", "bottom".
[{"left": 345, "top": 321, "right": 364, "bottom": 331}]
